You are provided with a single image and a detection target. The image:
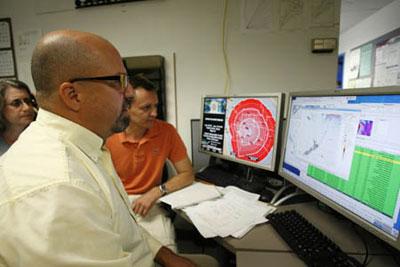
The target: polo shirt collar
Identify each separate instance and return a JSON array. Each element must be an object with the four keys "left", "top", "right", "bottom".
[
  {"left": 120, "top": 120, "right": 160, "bottom": 144},
  {"left": 36, "top": 109, "right": 104, "bottom": 162}
]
